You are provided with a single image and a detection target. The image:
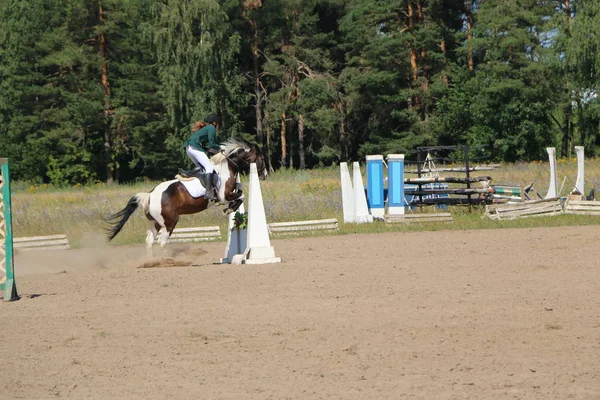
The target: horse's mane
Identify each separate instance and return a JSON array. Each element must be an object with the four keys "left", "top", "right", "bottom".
[{"left": 210, "top": 138, "right": 256, "bottom": 165}]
